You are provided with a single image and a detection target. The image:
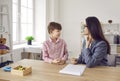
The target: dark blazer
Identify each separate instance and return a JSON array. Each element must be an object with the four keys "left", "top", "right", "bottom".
[{"left": 78, "top": 39, "right": 108, "bottom": 68}]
